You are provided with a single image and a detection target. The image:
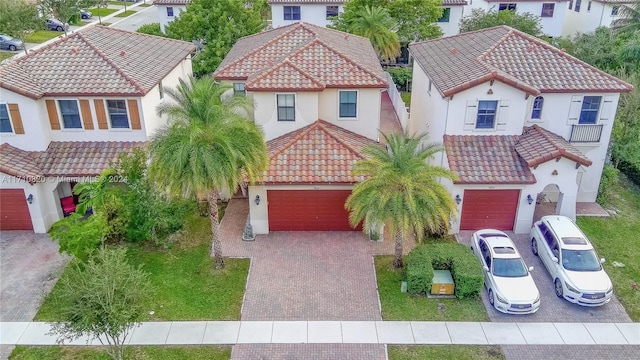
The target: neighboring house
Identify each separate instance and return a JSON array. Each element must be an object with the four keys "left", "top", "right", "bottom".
[
  {"left": 269, "top": 0, "right": 344, "bottom": 28},
  {"left": 466, "top": 0, "right": 570, "bottom": 37},
  {"left": 214, "top": 22, "right": 389, "bottom": 234},
  {"left": 408, "top": 26, "right": 632, "bottom": 234},
  {"left": 153, "top": 0, "right": 190, "bottom": 33},
  {"left": 0, "top": 25, "right": 195, "bottom": 232},
  {"left": 562, "top": 0, "right": 634, "bottom": 36},
  {"left": 437, "top": 0, "right": 468, "bottom": 37}
]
